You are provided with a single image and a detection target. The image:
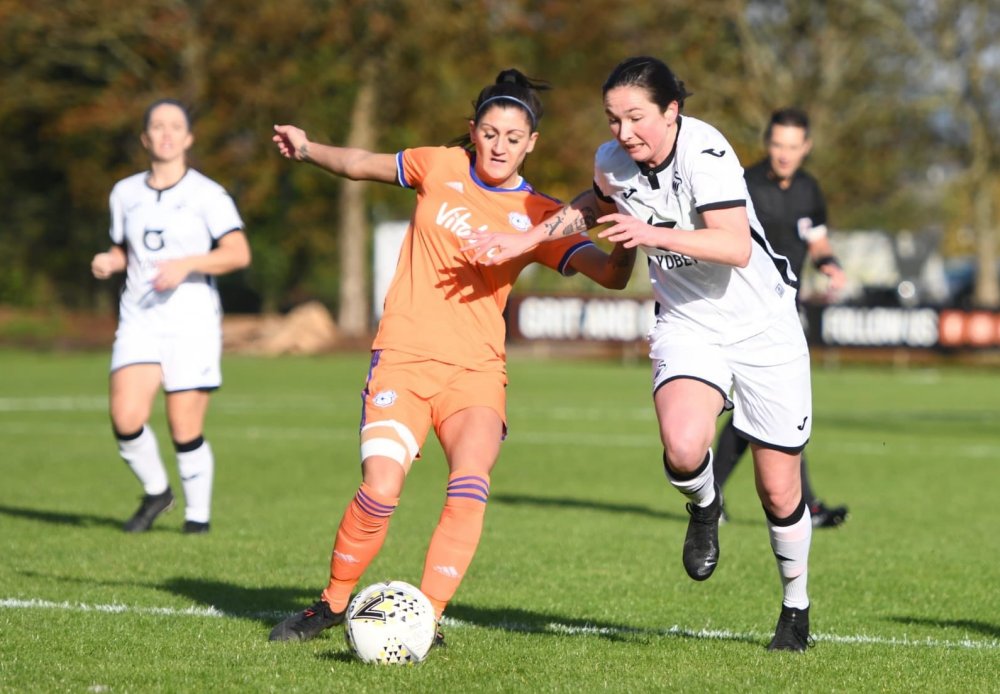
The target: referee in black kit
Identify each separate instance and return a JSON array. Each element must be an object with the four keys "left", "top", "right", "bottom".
[{"left": 714, "top": 107, "right": 849, "bottom": 528}]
